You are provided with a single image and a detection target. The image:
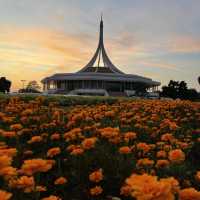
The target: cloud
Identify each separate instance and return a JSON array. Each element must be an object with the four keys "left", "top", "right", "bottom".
[
  {"left": 0, "top": 25, "right": 98, "bottom": 90},
  {"left": 167, "top": 35, "right": 200, "bottom": 53},
  {"left": 0, "top": 22, "right": 199, "bottom": 91},
  {"left": 0, "top": 25, "right": 96, "bottom": 67},
  {"left": 138, "top": 61, "right": 180, "bottom": 71}
]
